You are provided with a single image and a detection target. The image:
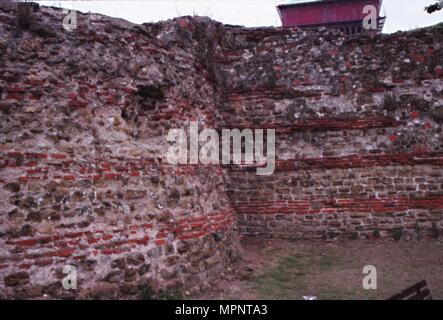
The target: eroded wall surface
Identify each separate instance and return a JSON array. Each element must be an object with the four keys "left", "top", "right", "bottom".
[{"left": 0, "top": 6, "right": 238, "bottom": 299}]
